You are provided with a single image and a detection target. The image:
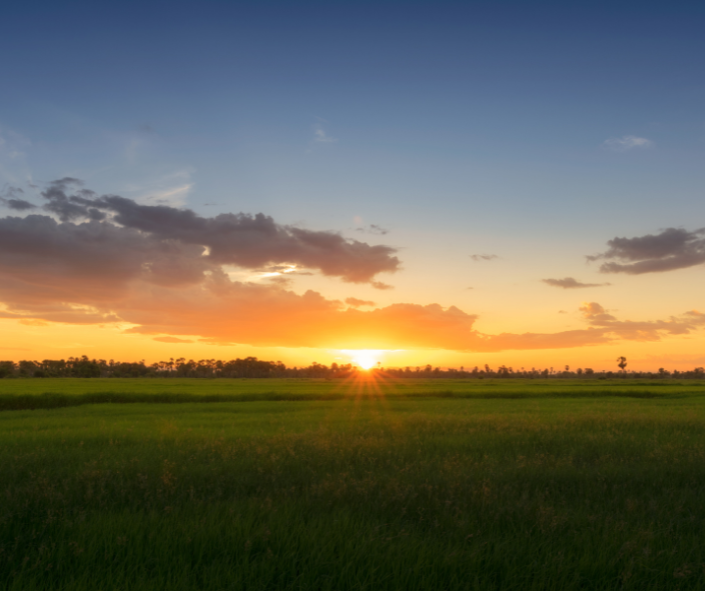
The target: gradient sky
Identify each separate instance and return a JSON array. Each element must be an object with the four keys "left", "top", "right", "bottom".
[{"left": 1, "top": 0, "right": 704, "bottom": 370}]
